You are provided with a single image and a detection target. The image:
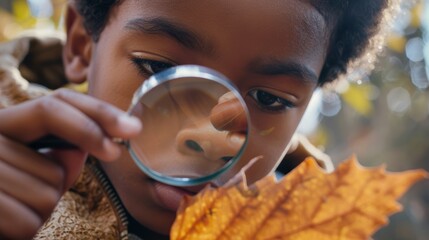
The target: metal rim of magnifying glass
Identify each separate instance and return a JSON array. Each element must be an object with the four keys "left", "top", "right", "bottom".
[{"left": 125, "top": 65, "right": 250, "bottom": 186}]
